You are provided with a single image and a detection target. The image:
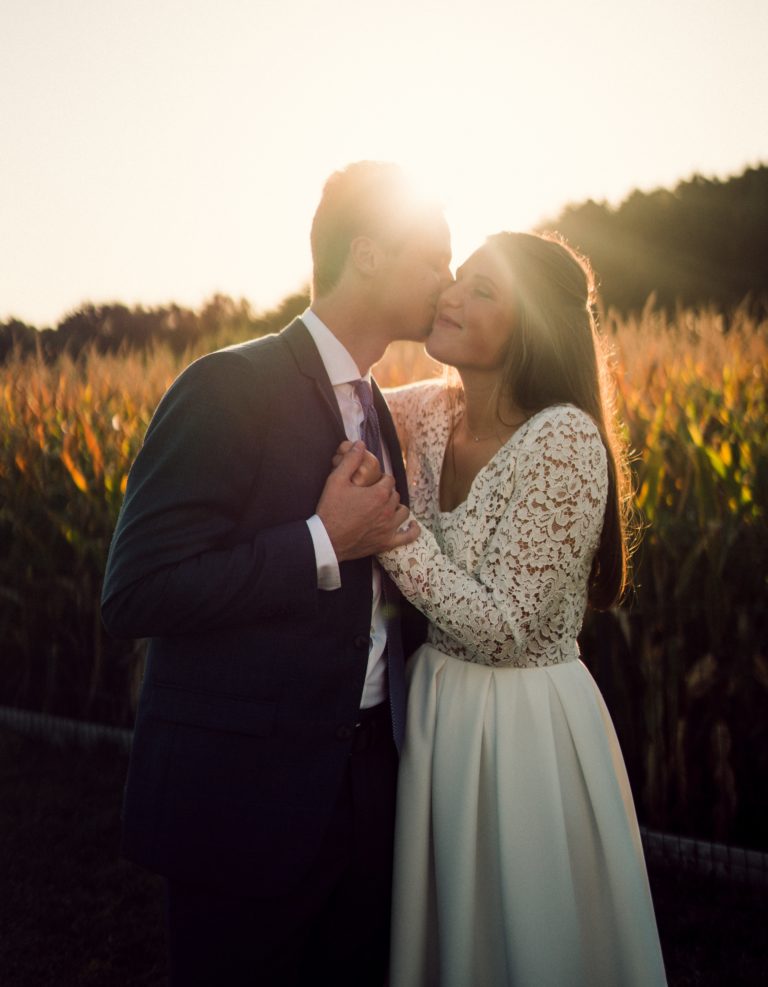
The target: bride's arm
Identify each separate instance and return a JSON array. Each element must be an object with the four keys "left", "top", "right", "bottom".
[{"left": 378, "top": 408, "right": 609, "bottom": 666}]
